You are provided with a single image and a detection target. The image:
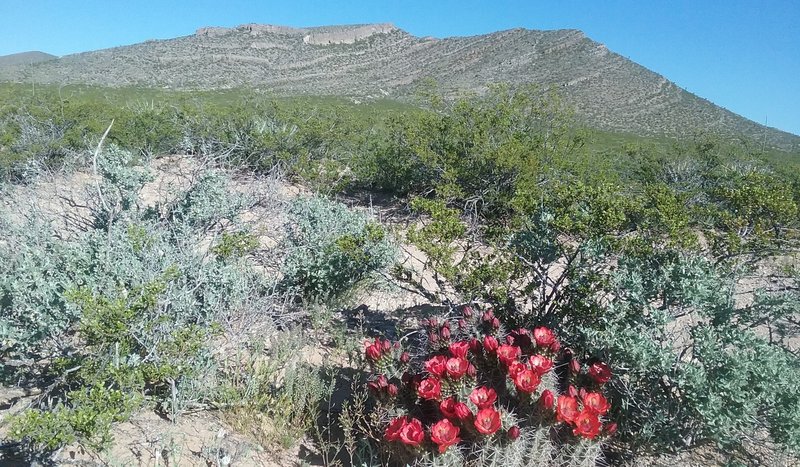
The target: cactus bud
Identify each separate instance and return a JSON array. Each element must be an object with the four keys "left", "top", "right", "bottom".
[
  {"left": 469, "top": 338, "right": 481, "bottom": 352},
  {"left": 483, "top": 335, "right": 499, "bottom": 352},
  {"left": 568, "top": 385, "right": 578, "bottom": 398},
  {"left": 400, "top": 351, "right": 410, "bottom": 364},
  {"left": 539, "top": 389, "right": 555, "bottom": 409},
  {"left": 376, "top": 374, "right": 389, "bottom": 388},
  {"left": 508, "top": 425, "right": 521, "bottom": 440}
]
